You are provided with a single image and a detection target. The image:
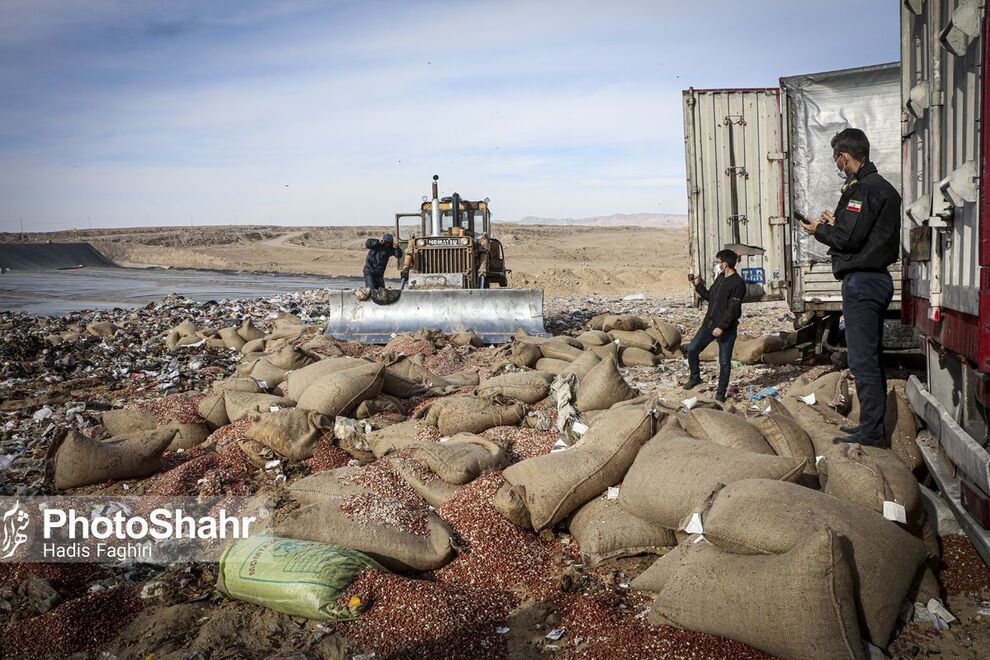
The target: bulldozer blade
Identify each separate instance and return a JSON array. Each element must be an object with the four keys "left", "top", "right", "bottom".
[{"left": 324, "top": 288, "right": 550, "bottom": 344}]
